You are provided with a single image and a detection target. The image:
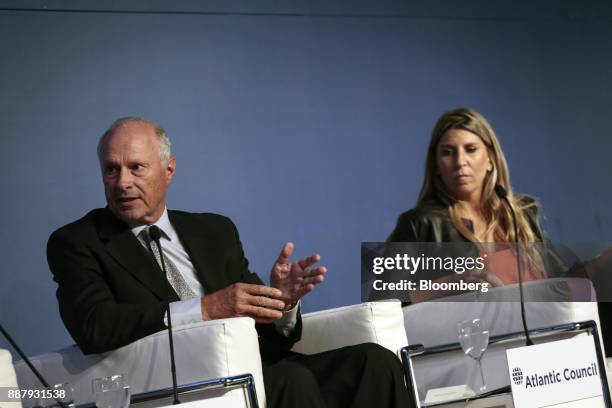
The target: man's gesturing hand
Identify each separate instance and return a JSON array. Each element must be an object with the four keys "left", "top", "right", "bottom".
[
  {"left": 270, "top": 242, "right": 326, "bottom": 309},
  {"left": 201, "top": 283, "right": 286, "bottom": 324}
]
